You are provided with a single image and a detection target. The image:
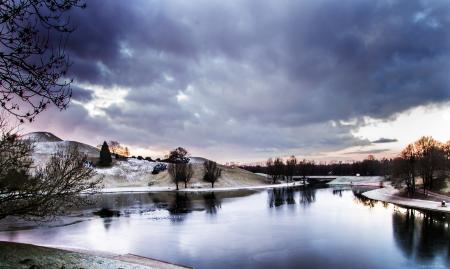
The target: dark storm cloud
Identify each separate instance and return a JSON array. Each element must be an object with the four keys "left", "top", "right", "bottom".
[
  {"left": 35, "top": 0, "right": 450, "bottom": 159},
  {"left": 71, "top": 85, "right": 94, "bottom": 102},
  {"left": 372, "top": 138, "right": 398, "bottom": 144}
]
